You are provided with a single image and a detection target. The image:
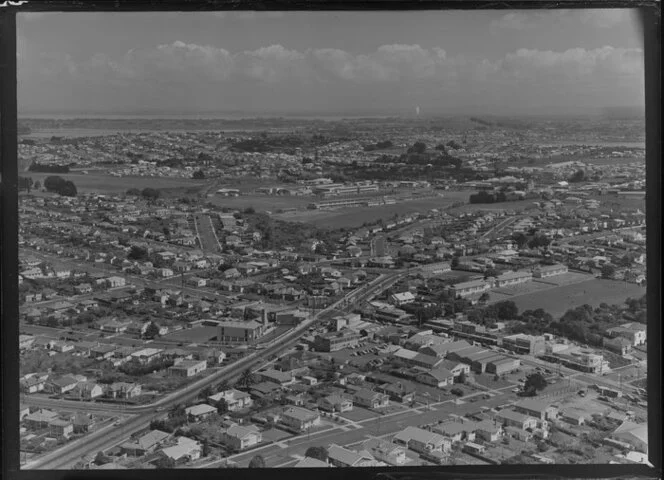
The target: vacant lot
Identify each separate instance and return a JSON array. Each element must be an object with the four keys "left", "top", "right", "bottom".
[
  {"left": 162, "top": 326, "right": 218, "bottom": 344},
  {"left": 507, "top": 278, "right": 645, "bottom": 319},
  {"left": 27, "top": 172, "right": 208, "bottom": 194}
]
